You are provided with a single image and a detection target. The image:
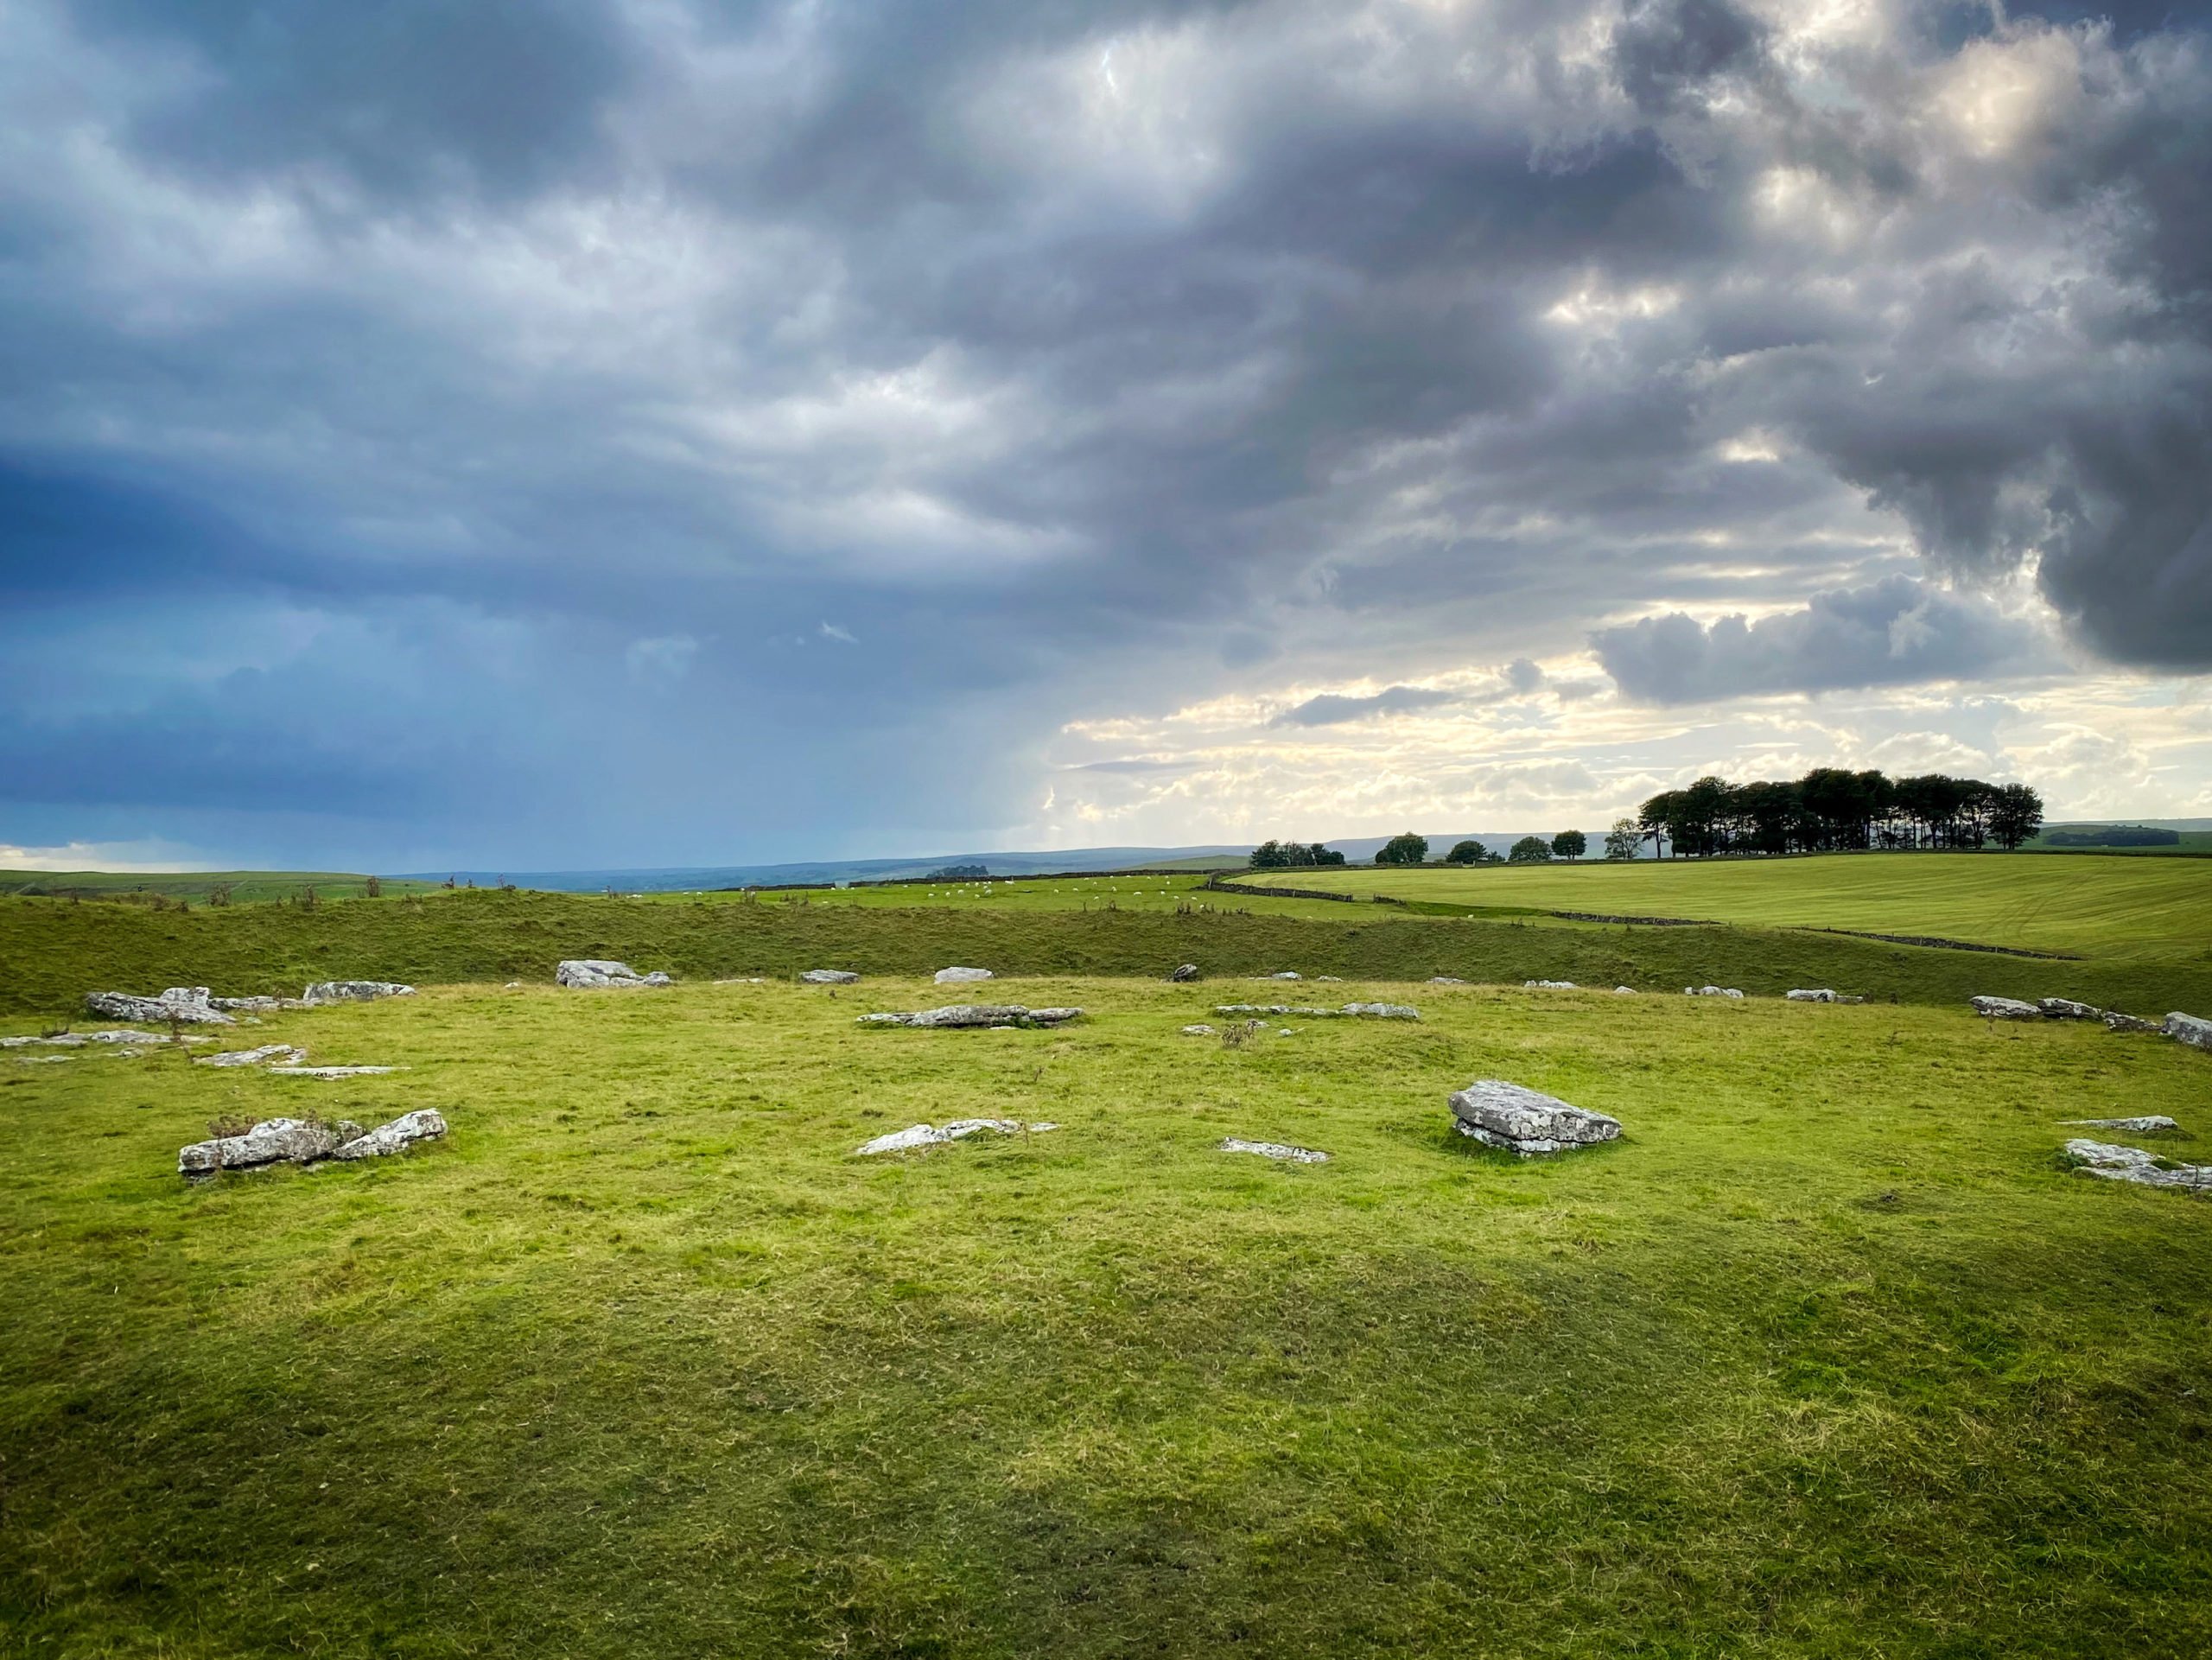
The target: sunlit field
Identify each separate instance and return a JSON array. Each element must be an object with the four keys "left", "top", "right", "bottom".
[
  {"left": 6, "top": 976, "right": 2210, "bottom": 1655},
  {"left": 1231, "top": 851, "right": 2212, "bottom": 963}
]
